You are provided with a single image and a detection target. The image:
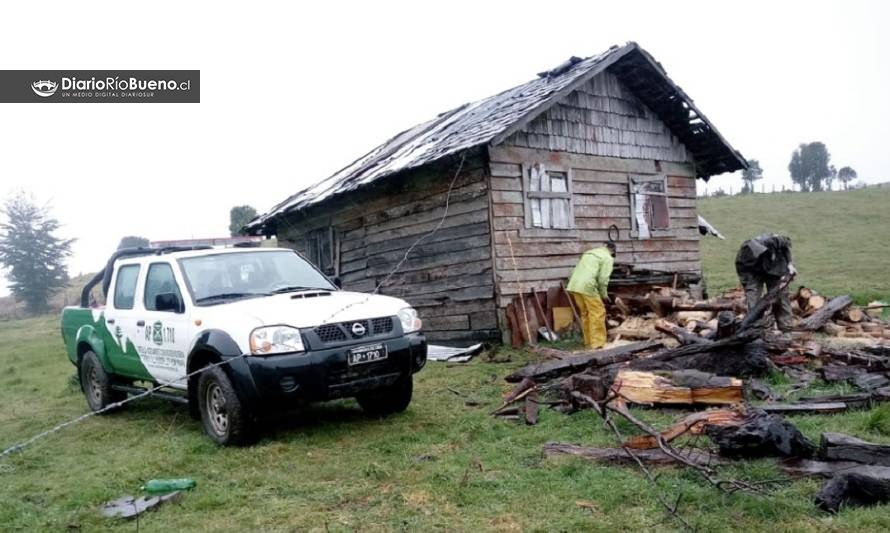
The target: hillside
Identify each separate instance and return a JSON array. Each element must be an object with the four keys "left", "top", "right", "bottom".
[{"left": 698, "top": 186, "right": 890, "bottom": 303}]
